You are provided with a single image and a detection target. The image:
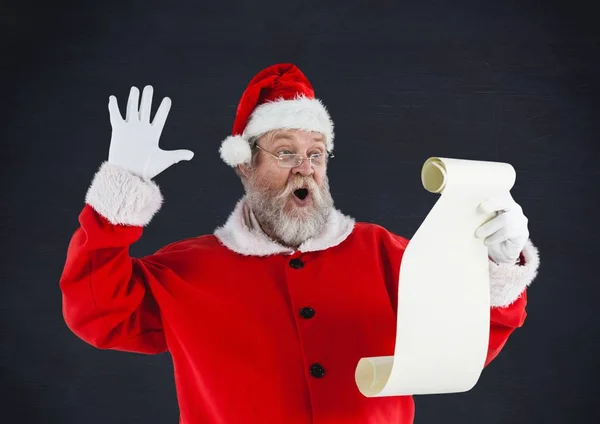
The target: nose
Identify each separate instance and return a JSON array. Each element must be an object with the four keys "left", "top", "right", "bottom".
[{"left": 292, "top": 157, "right": 314, "bottom": 177}]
